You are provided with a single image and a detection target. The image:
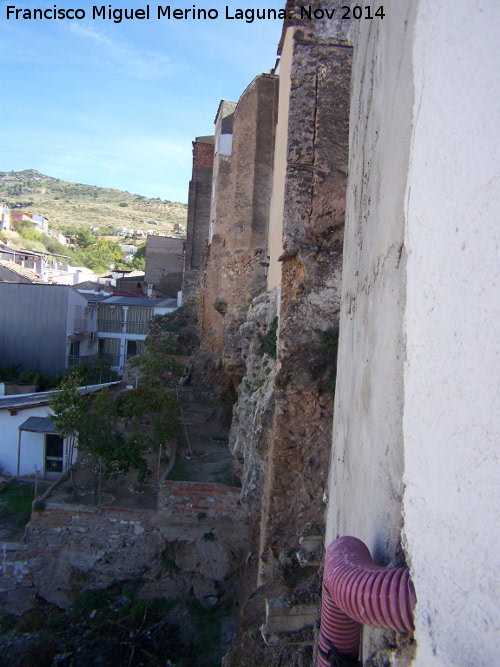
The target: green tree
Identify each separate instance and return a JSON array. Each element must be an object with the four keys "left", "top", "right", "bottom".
[
  {"left": 78, "top": 388, "right": 149, "bottom": 491},
  {"left": 49, "top": 373, "right": 86, "bottom": 493},
  {"left": 131, "top": 243, "right": 146, "bottom": 270},
  {"left": 75, "top": 227, "right": 95, "bottom": 248},
  {"left": 49, "top": 374, "right": 150, "bottom": 495}
]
